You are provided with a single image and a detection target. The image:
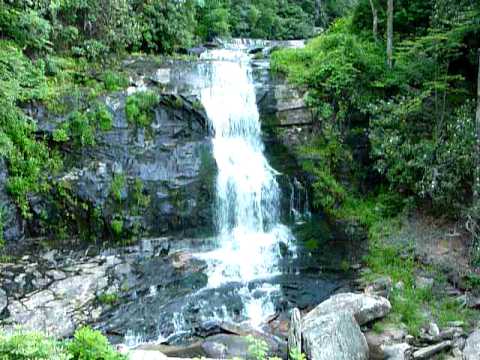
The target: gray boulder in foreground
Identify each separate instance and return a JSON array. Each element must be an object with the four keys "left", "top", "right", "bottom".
[
  {"left": 304, "top": 292, "right": 391, "bottom": 326},
  {"left": 302, "top": 311, "right": 369, "bottom": 360}
]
